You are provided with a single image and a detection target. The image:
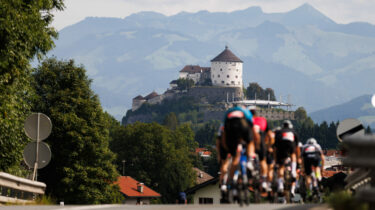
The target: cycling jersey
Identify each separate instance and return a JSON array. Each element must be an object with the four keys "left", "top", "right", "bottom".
[
  {"left": 302, "top": 144, "right": 322, "bottom": 175},
  {"left": 253, "top": 116, "right": 268, "bottom": 161},
  {"left": 275, "top": 128, "right": 299, "bottom": 165},
  {"left": 223, "top": 106, "right": 253, "bottom": 156}
]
